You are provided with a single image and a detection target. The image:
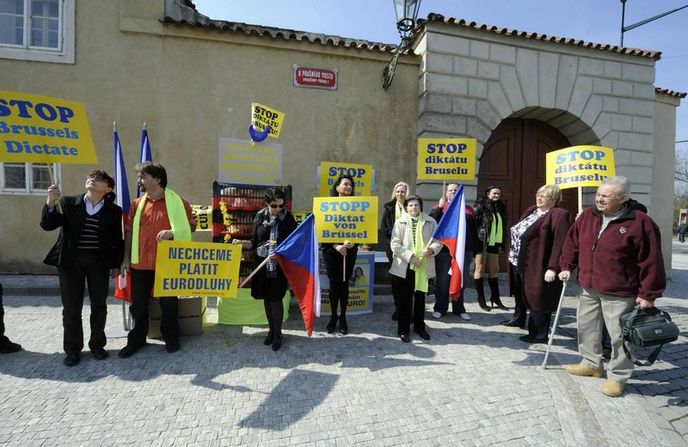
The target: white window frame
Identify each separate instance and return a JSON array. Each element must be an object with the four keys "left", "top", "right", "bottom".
[
  {"left": 0, "top": 162, "right": 60, "bottom": 195},
  {"left": 0, "top": 0, "right": 74, "bottom": 64}
]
